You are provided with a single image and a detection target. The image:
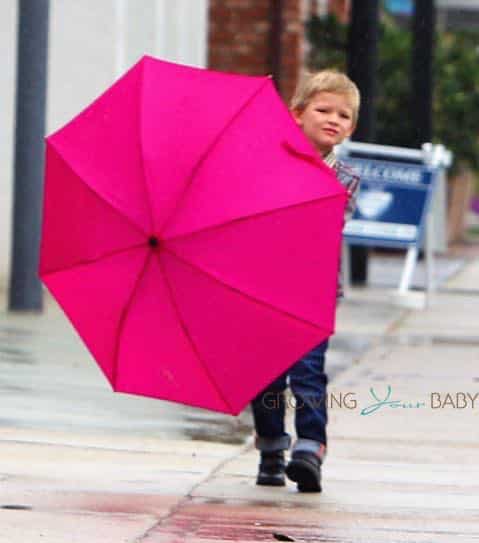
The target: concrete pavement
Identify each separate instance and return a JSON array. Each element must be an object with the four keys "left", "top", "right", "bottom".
[{"left": 1, "top": 252, "right": 478, "bottom": 542}]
